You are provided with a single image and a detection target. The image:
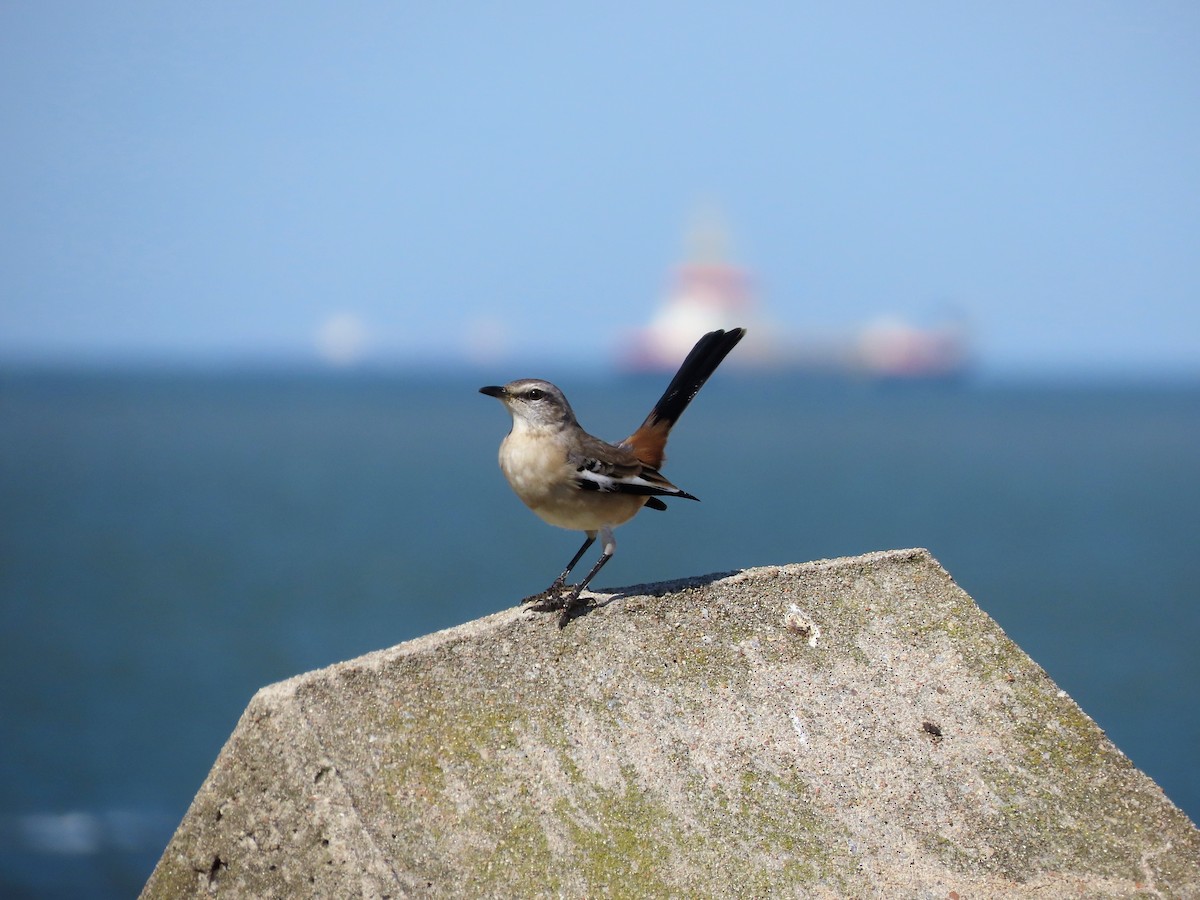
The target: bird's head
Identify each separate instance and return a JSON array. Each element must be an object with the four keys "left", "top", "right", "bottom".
[{"left": 479, "top": 379, "right": 578, "bottom": 432}]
